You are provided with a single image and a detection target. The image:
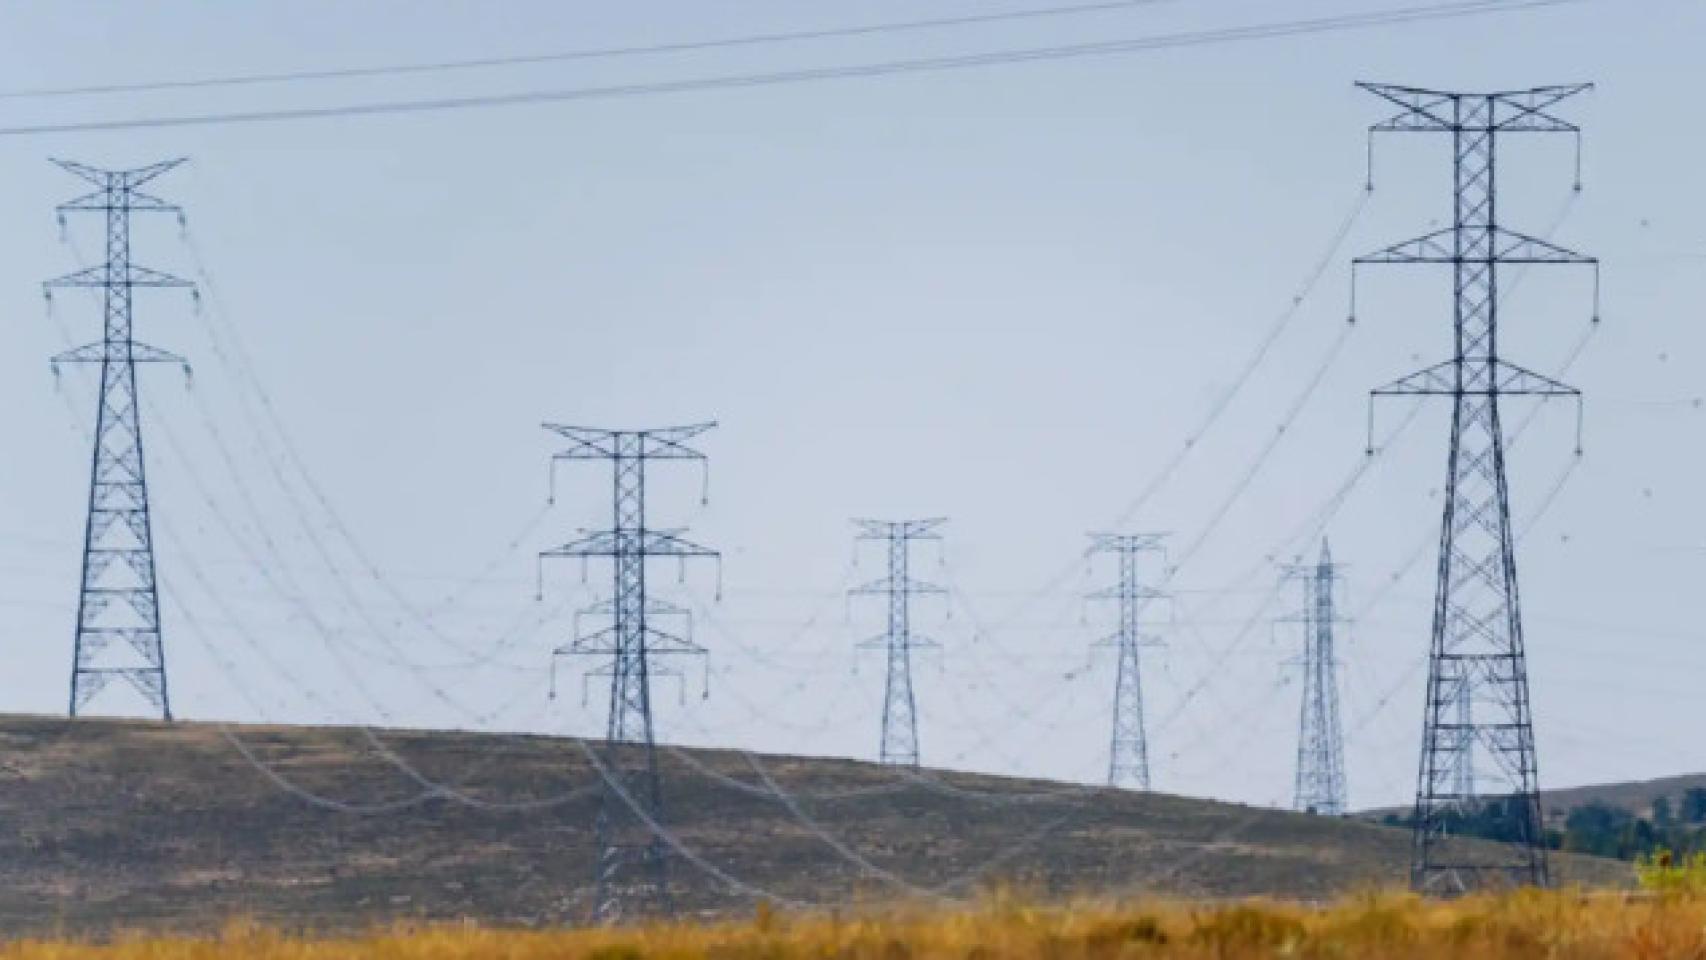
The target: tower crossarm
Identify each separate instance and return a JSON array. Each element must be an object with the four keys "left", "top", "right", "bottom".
[
  {"left": 544, "top": 422, "right": 715, "bottom": 461},
  {"left": 1369, "top": 359, "right": 1583, "bottom": 453},
  {"left": 1359, "top": 83, "right": 1592, "bottom": 133},
  {"left": 576, "top": 597, "right": 691, "bottom": 619},
  {"left": 542, "top": 530, "right": 719, "bottom": 559},
  {"left": 857, "top": 631, "right": 939, "bottom": 650},
  {"left": 57, "top": 189, "right": 181, "bottom": 216},
  {"left": 559, "top": 625, "right": 705, "bottom": 658},
  {"left": 848, "top": 576, "right": 945, "bottom": 596},
  {"left": 852, "top": 517, "right": 946, "bottom": 541},
  {"left": 1091, "top": 631, "right": 1162, "bottom": 650},
  {"left": 52, "top": 341, "right": 187, "bottom": 367},
  {"left": 1355, "top": 226, "right": 1594, "bottom": 266},
  {"left": 45, "top": 264, "right": 194, "bottom": 290},
  {"left": 1085, "top": 584, "right": 1166, "bottom": 603},
  {"left": 1372, "top": 359, "right": 1579, "bottom": 398},
  {"left": 1085, "top": 532, "right": 1167, "bottom": 555},
  {"left": 51, "top": 157, "right": 187, "bottom": 189}
]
